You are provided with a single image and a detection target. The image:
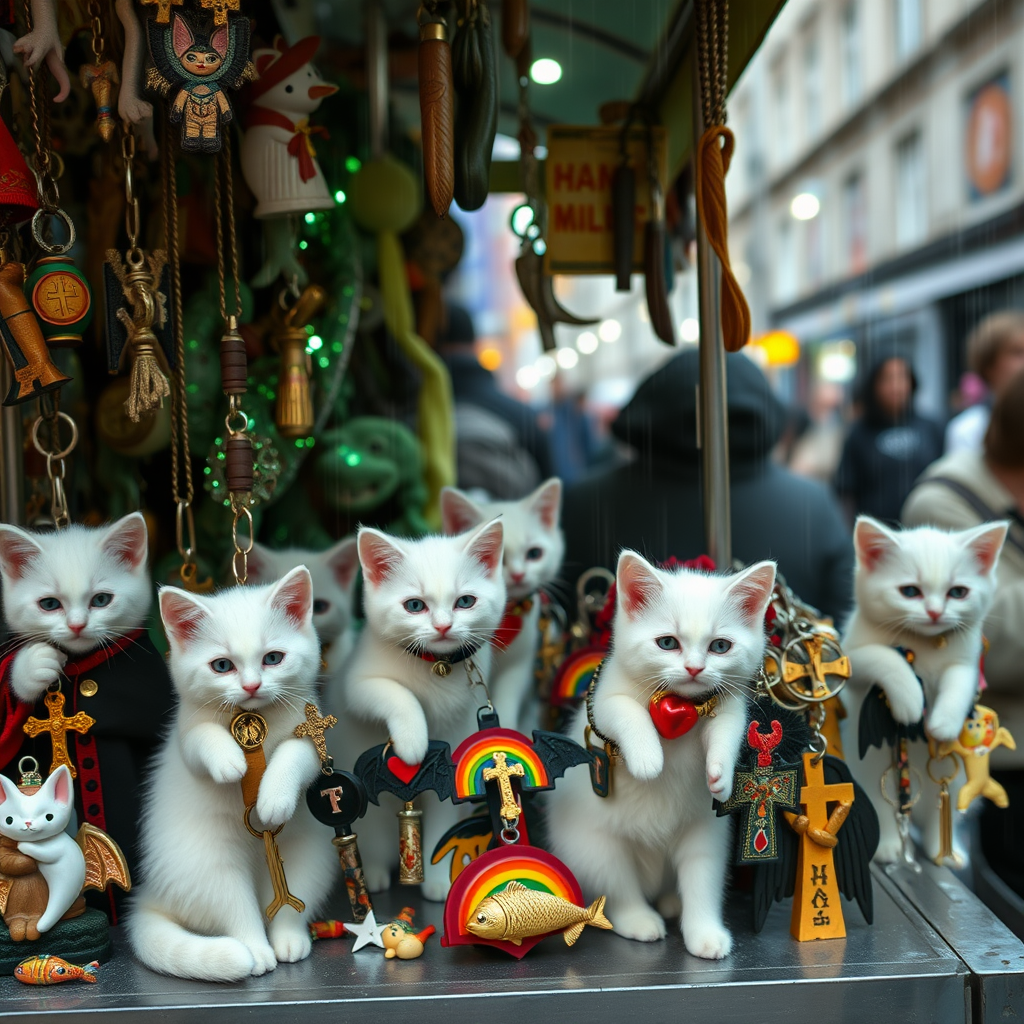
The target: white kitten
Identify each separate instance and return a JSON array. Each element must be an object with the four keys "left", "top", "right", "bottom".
[
  {"left": 0, "top": 514, "right": 151, "bottom": 704},
  {"left": 248, "top": 536, "right": 359, "bottom": 672},
  {"left": 0, "top": 765, "right": 85, "bottom": 934},
  {"left": 440, "top": 479, "right": 564, "bottom": 732},
  {"left": 841, "top": 516, "right": 1007, "bottom": 864},
  {"left": 545, "top": 552, "right": 776, "bottom": 960},
  {"left": 332, "top": 520, "right": 506, "bottom": 902},
  {"left": 127, "top": 568, "right": 336, "bottom": 983}
]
